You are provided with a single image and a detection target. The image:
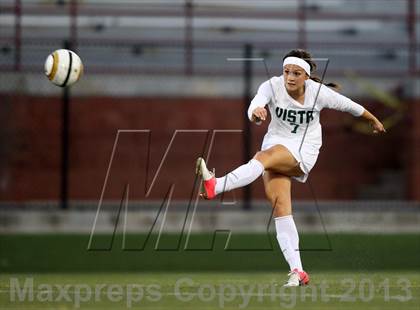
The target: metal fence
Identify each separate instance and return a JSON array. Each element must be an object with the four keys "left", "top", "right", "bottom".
[{"left": 1, "top": 0, "right": 419, "bottom": 77}]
